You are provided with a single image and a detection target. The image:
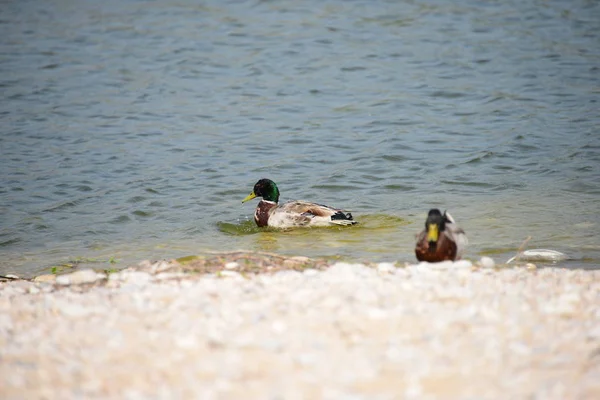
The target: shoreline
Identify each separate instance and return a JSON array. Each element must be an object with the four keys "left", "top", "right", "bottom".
[{"left": 1, "top": 253, "right": 599, "bottom": 399}]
